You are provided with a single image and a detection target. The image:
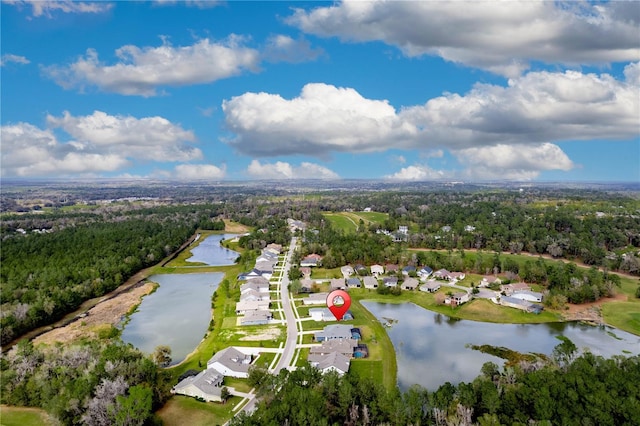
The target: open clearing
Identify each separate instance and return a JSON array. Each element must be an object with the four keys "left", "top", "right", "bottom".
[{"left": 34, "top": 282, "right": 155, "bottom": 346}]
